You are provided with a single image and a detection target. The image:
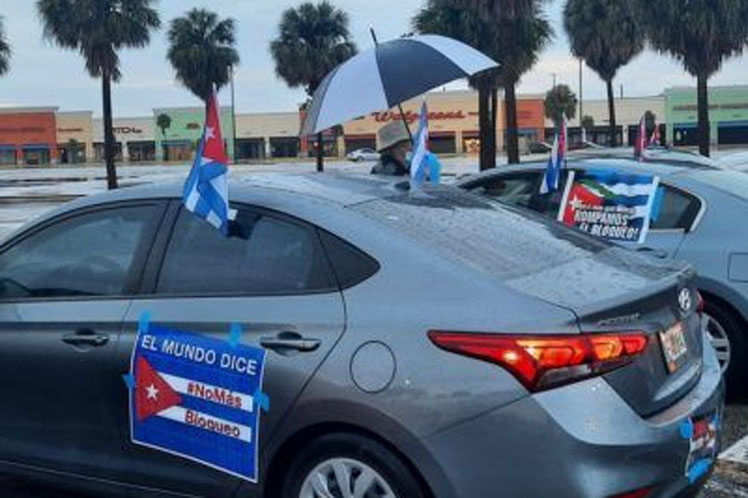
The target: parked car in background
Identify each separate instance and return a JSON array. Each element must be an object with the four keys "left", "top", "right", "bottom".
[
  {"left": 458, "top": 152, "right": 748, "bottom": 397},
  {"left": 0, "top": 175, "right": 723, "bottom": 497},
  {"left": 346, "top": 147, "right": 380, "bottom": 162}
]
